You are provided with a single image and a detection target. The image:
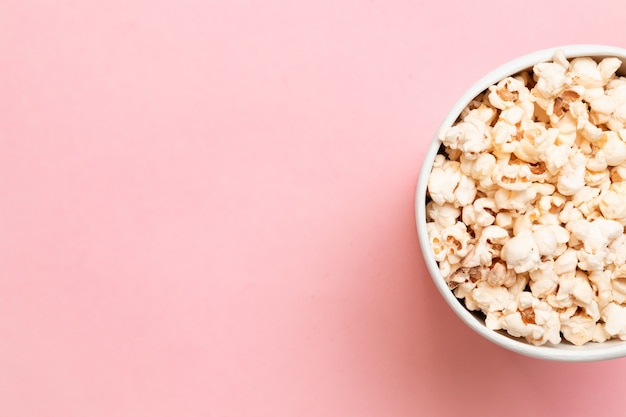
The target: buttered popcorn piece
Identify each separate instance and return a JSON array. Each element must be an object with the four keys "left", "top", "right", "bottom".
[{"left": 426, "top": 52, "right": 626, "bottom": 346}]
